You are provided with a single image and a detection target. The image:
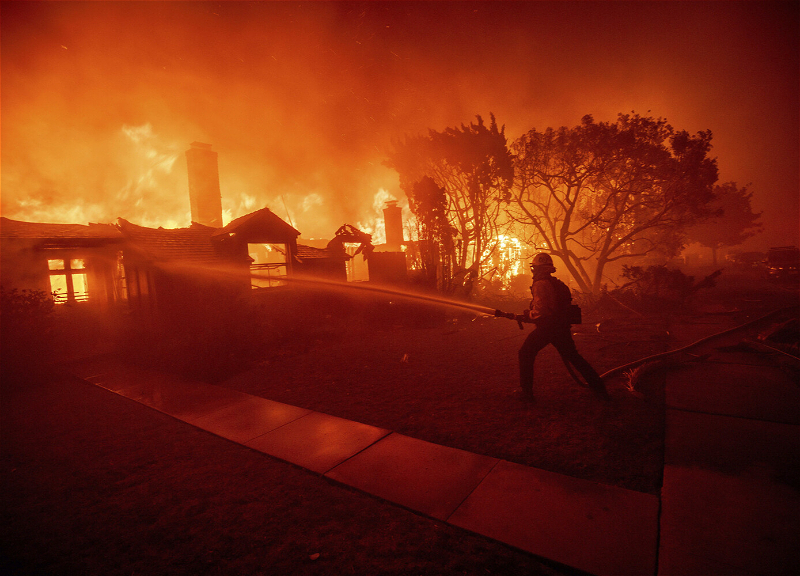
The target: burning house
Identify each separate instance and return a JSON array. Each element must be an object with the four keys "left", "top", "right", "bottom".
[
  {"left": 1, "top": 142, "right": 410, "bottom": 317},
  {"left": 368, "top": 201, "right": 408, "bottom": 285},
  {"left": 1, "top": 143, "right": 299, "bottom": 318},
  {"left": 0, "top": 218, "right": 125, "bottom": 307},
  {"left": 0, "top": 210, "right": 301, "bottom": 319}
]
